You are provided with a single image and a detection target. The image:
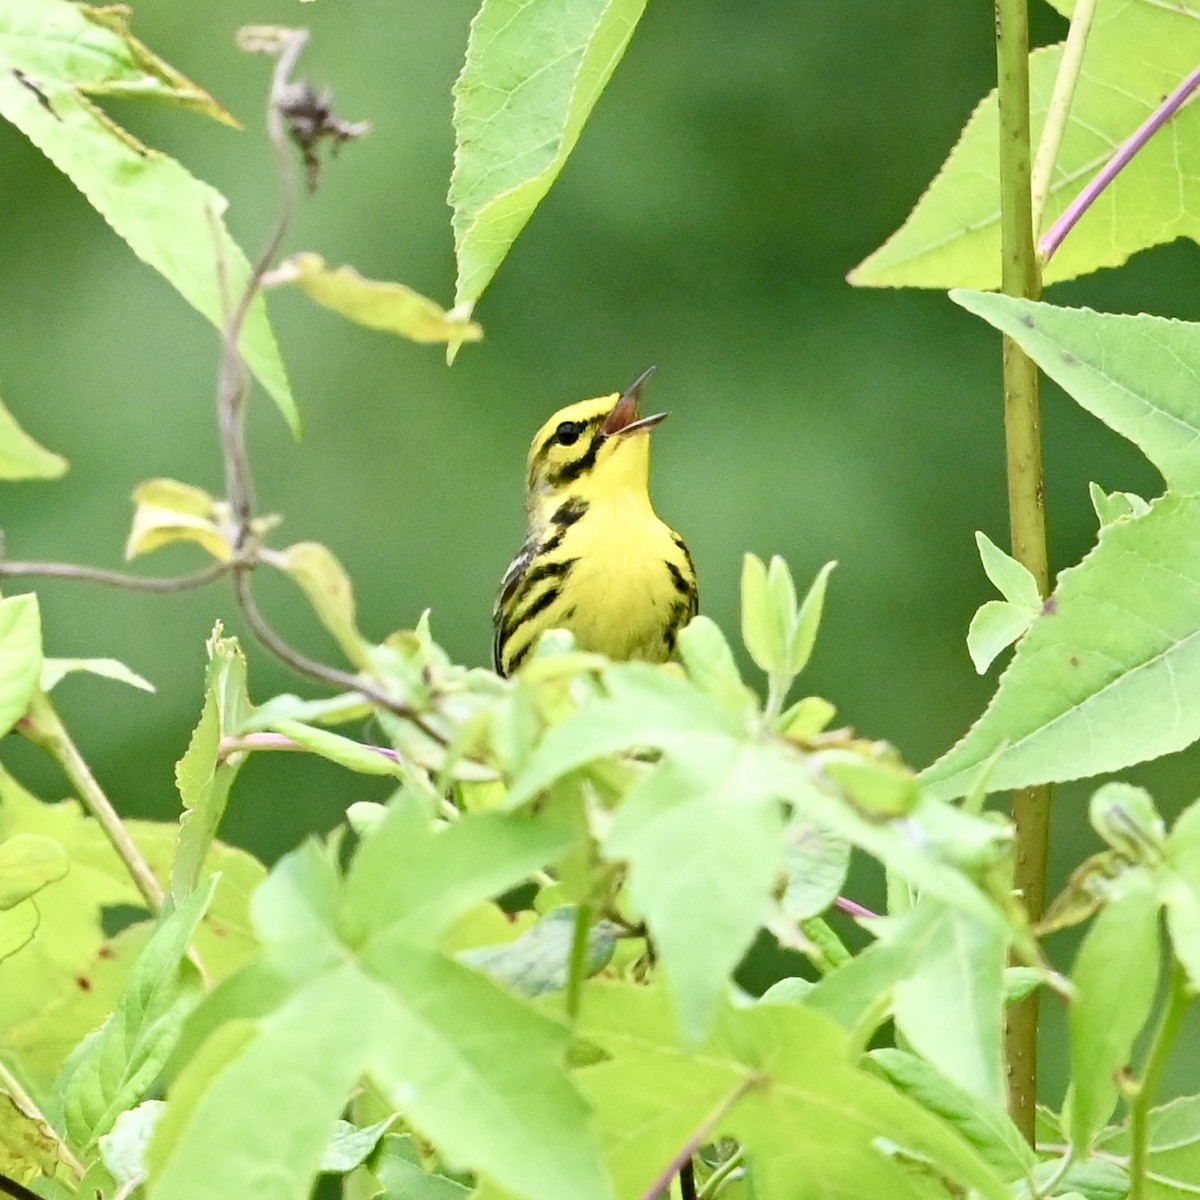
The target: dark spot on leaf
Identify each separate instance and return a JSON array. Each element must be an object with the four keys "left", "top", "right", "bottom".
[
  {"left": 1019, "top": 314, "right": 1035, "bottom": 328},
  {"left": 76, "top": 975, "right": 92, "bottom": 992},
  {"left": 1062, "top": 352, "right": 1079, "bottom": 366},
  {"left": 1042, "top": 596, "right": 1057, "bottom": 615},
  {"left": 1070, "top": 656, "right": 1080, "bottom": 668},
  {"left": 97, "top": 945, "right": 114, "bottom": 960}
]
